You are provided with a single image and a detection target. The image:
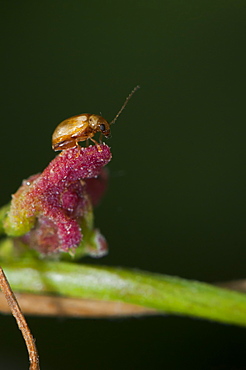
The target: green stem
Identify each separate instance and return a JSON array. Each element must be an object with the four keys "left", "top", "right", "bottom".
[{"left": 1, "top": 259, "right": 246, "bottom": 327}]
